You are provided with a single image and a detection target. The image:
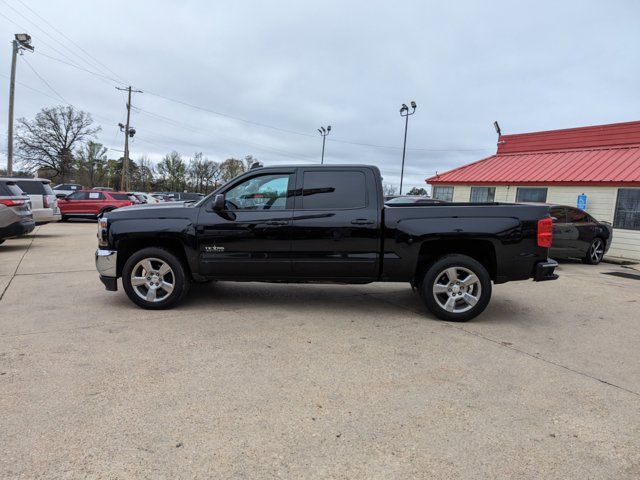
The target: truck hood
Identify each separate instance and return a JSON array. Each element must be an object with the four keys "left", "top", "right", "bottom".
[{"left": 105, "top": 201, "right": 197, "bottom": 219}]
